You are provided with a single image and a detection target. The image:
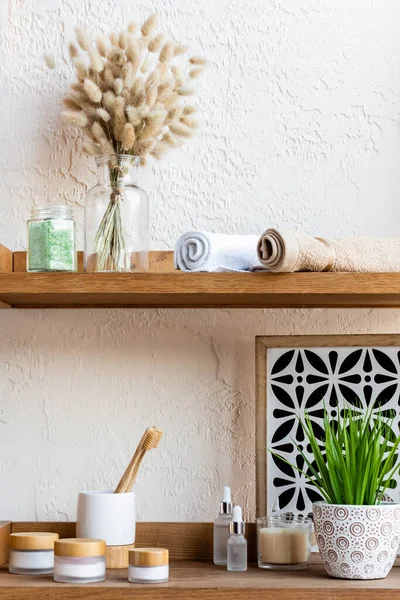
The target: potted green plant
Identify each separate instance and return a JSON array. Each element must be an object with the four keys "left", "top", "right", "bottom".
[{"left": 271, "top": 409, "right": 400, "bottom": 580}]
